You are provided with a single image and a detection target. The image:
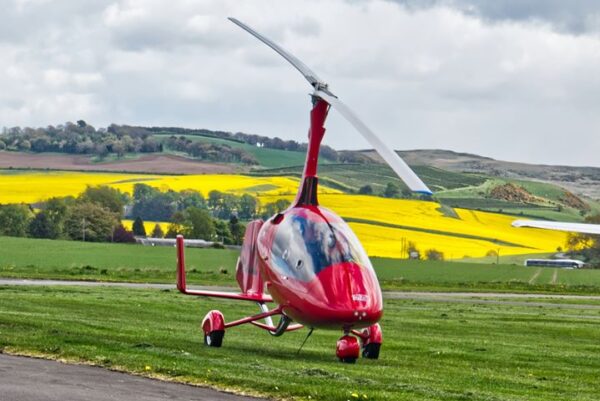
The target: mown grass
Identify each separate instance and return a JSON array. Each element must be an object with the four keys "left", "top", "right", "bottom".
[
  {"left": 0, "top": 285, "right": 598, "bottom": 401},
  {"left": 2, "top": 236, "right": 600, "bottom": 294}
]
